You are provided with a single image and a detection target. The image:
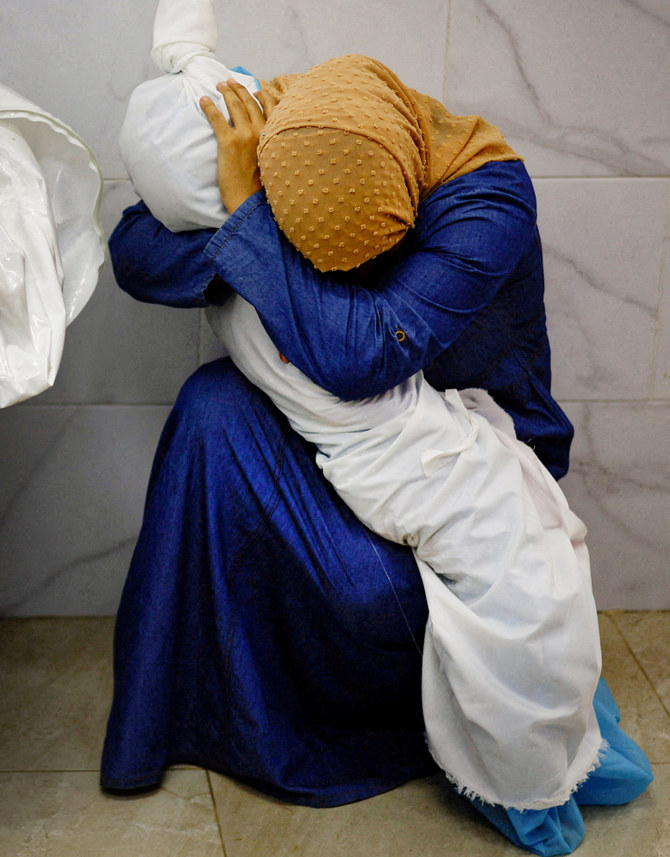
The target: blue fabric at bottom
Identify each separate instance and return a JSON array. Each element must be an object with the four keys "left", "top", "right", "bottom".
[
  {"left": 101, "top": 359, "right": 435, "bottom": 803},
  {"left": 471, "top": 798, "right": 585, "bottom": 857},
  {"left": 470, "top": 678, "right": 653, "bottom": 855},
  {"left": 575, "top": 678, "right": 654, "bottom": 806}
]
